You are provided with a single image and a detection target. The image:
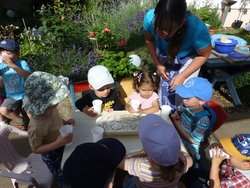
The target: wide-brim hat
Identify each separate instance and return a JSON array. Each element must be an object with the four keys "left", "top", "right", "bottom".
[
  {"left": 138, "top": 114, "right": 180, "bottom": 166},
  {"left": 174, "top": 77, "right": 212, "bottom": 102},
  {"left": 23, "top": 71, "right": 70, "bottom": 115},
  {"left": 63, "top": 138, "right": 126, "bottom": 188}
]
